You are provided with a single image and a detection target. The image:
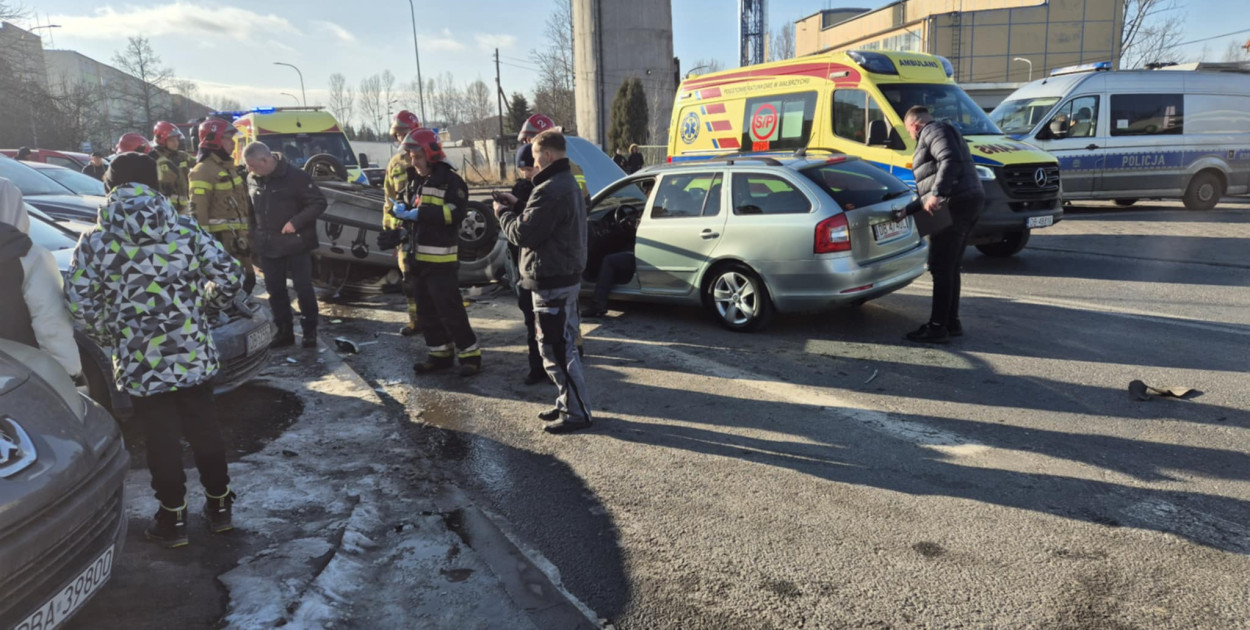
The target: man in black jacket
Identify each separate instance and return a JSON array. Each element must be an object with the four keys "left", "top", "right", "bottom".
[
  {"left": 903, "top": 106, "right": 984, "bottom": 344},
  {"left": 81, "top": 152, "right": 108, "bottom": 180},
  {"left": 496, "top": 130, "right": 593, "bottom": 434},
  {"left": 243, "top": 142, "right": 328, "bottom": 348}
]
